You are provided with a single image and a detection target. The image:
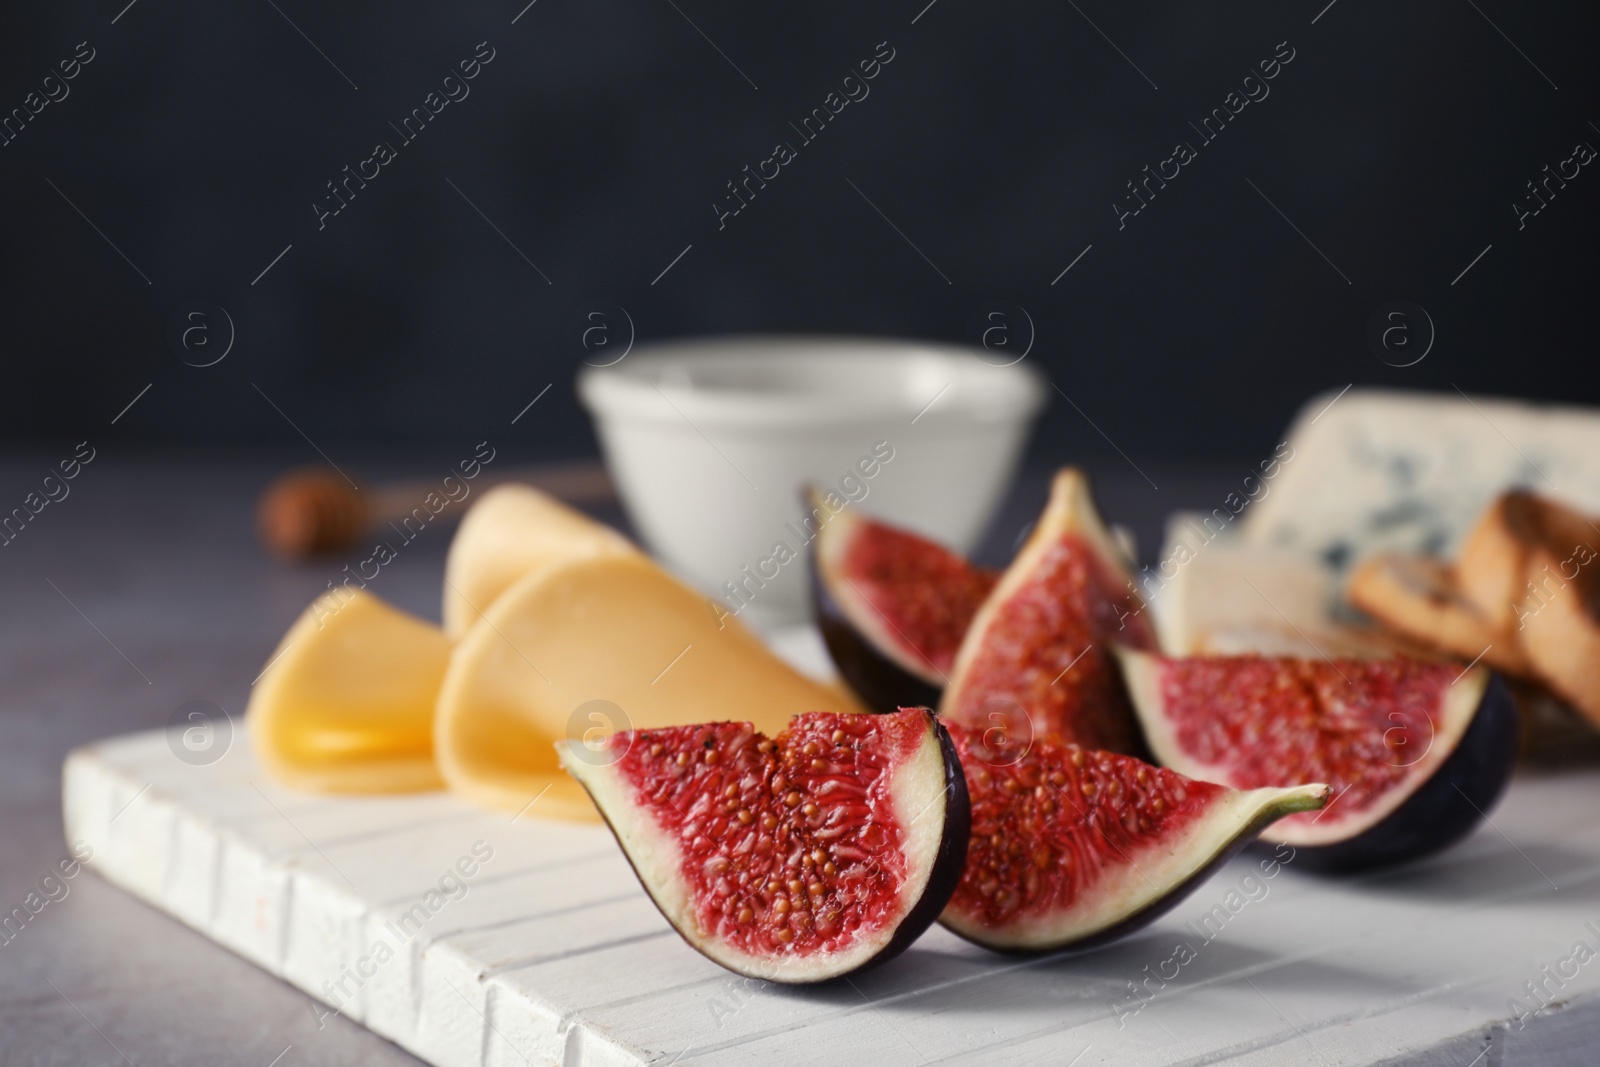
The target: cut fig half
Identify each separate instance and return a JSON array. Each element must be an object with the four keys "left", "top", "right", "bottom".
[
  {"left": 558, "top": 708, "right": 969, "bottom": 983},
  {"left": 940, "top": 723, "right": 1326, "bottom": 953},
  {"left": 810, "top": 489, "right": 999, "bottom": 713},
  {"left": 1119, "top": 650, "right": 1519, "bottom": 871},
  {"left": 941, "top": 468, "right": 1156, "bottom": 754}
]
